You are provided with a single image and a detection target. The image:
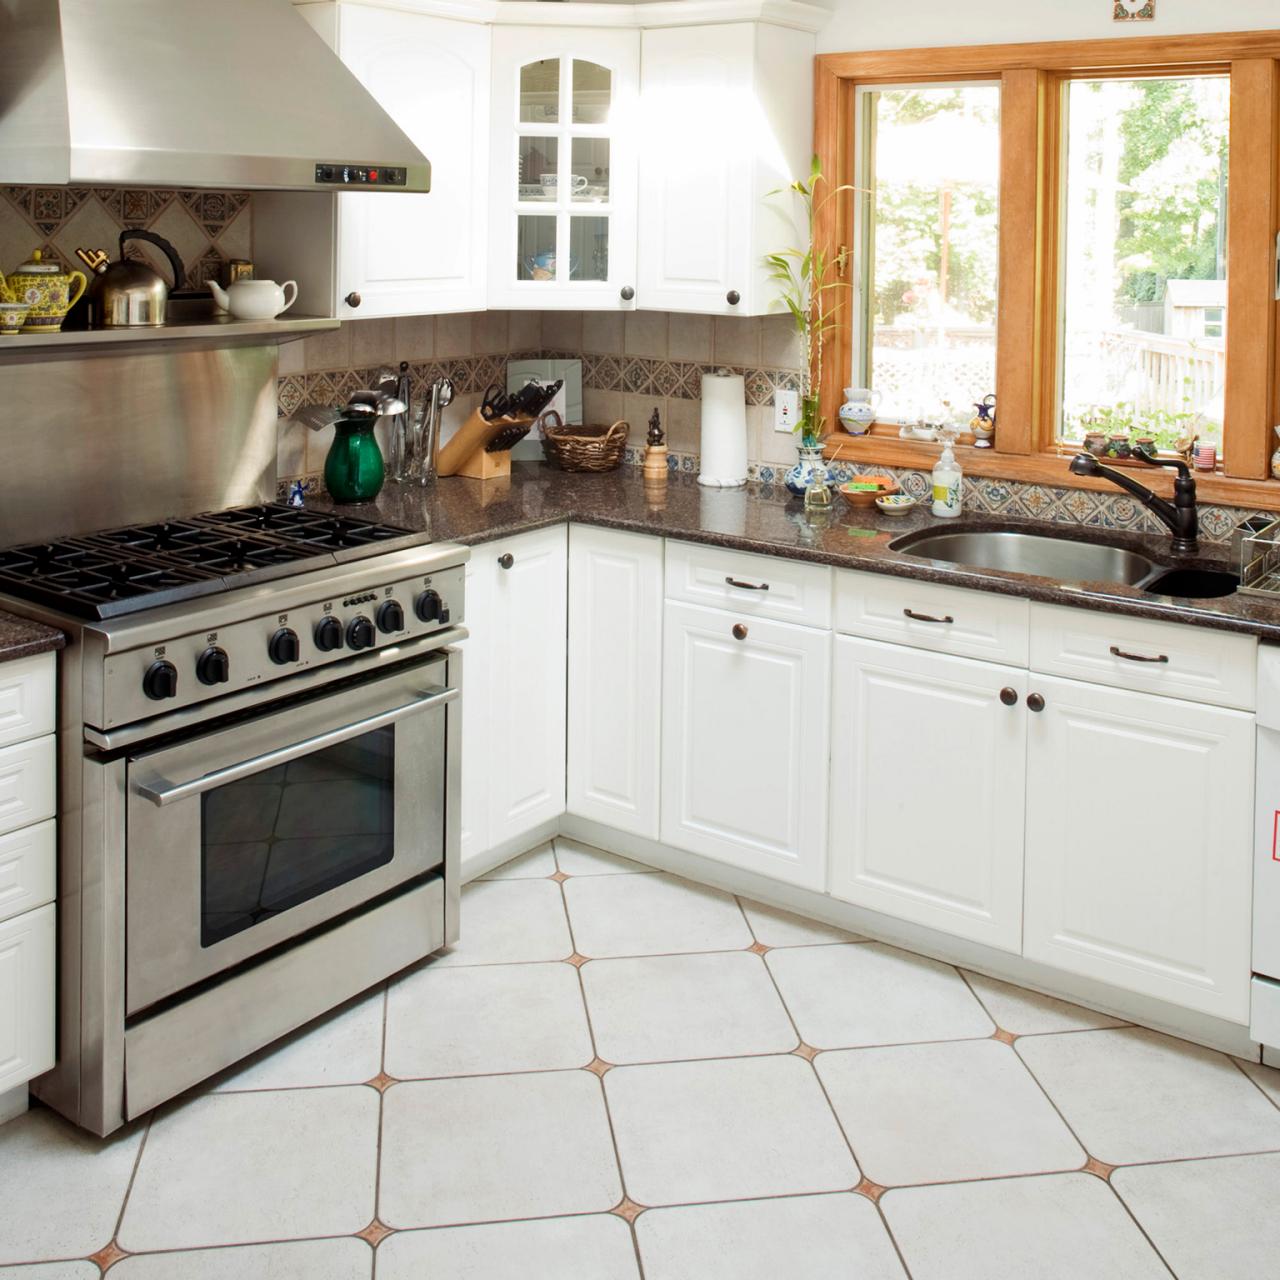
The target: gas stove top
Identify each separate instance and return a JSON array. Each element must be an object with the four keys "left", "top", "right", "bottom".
[{"left": 0, "top": 504, "right": 428, "bottom": 620}]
